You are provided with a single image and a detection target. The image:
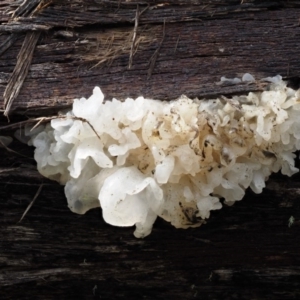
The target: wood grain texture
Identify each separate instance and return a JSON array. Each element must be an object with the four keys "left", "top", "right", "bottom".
[
  {"left": 0, "top": 1, "right": 300, "bottom": 114},
  {"left": 0, "top": 141, "right": 300, "bottom": 299},
  {"left": 1, "top": 1, "right": 300, "bottom": 299}
]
